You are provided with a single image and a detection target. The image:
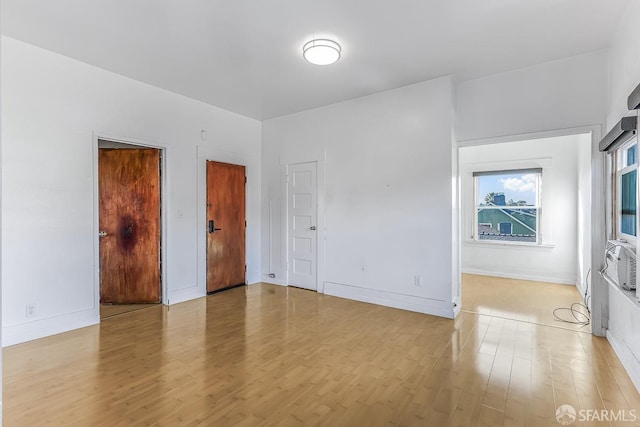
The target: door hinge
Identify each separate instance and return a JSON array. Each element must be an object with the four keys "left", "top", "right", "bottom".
[
  {"left": 245, "top": 220, "right": 247, "bottom": 228},
  {"left": 245, "top": 176, "right": 247, "bottom": 184},
  {"left": 245, "top": 265, "right": 247, "bottom": 271}
]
